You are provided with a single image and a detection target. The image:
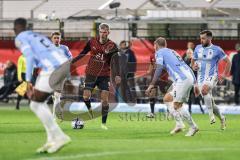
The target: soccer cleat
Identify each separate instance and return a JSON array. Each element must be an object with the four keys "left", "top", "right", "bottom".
[
  {"left": 47, "top": 135, "right": 71, "bottom": 154},
  {"left": 170, "top": 125, "right": 185, "bottom": 135},
  {"left": 210, "top": 116, "right": 216, "bottom": 125},
  {"left": 37, "top": 142, "right": 54, "bottom": 153},
  {"left": 146, "top": 113, "right": 155, "bottom": 118},
  {"left": 101, "top": 124, "right": 108, "bottom": 130},
  {"left": 185, "top": 127, "right": 199, "bottom": 137},
  {"left": 221, "top": 117, "right": 226, "bottom": 130}
]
